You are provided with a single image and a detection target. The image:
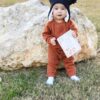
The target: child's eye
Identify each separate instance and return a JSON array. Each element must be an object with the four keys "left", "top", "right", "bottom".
[
  {"left": 55, "top": 8, "right": 58, "bottom": 10},
  {"left": 61, "top": 8, "right": 65, "bottom": 10}
]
